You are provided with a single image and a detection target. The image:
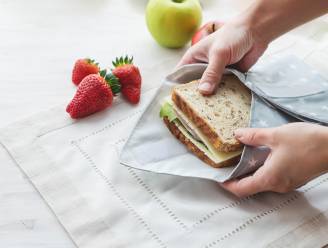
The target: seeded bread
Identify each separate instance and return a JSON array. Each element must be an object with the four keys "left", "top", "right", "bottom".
[
  {"left": 163, "top": 117, "right": 241, "bottom": 168},
  {"left": 172, "top": 75, "right": 251, "bottom": 152}
]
